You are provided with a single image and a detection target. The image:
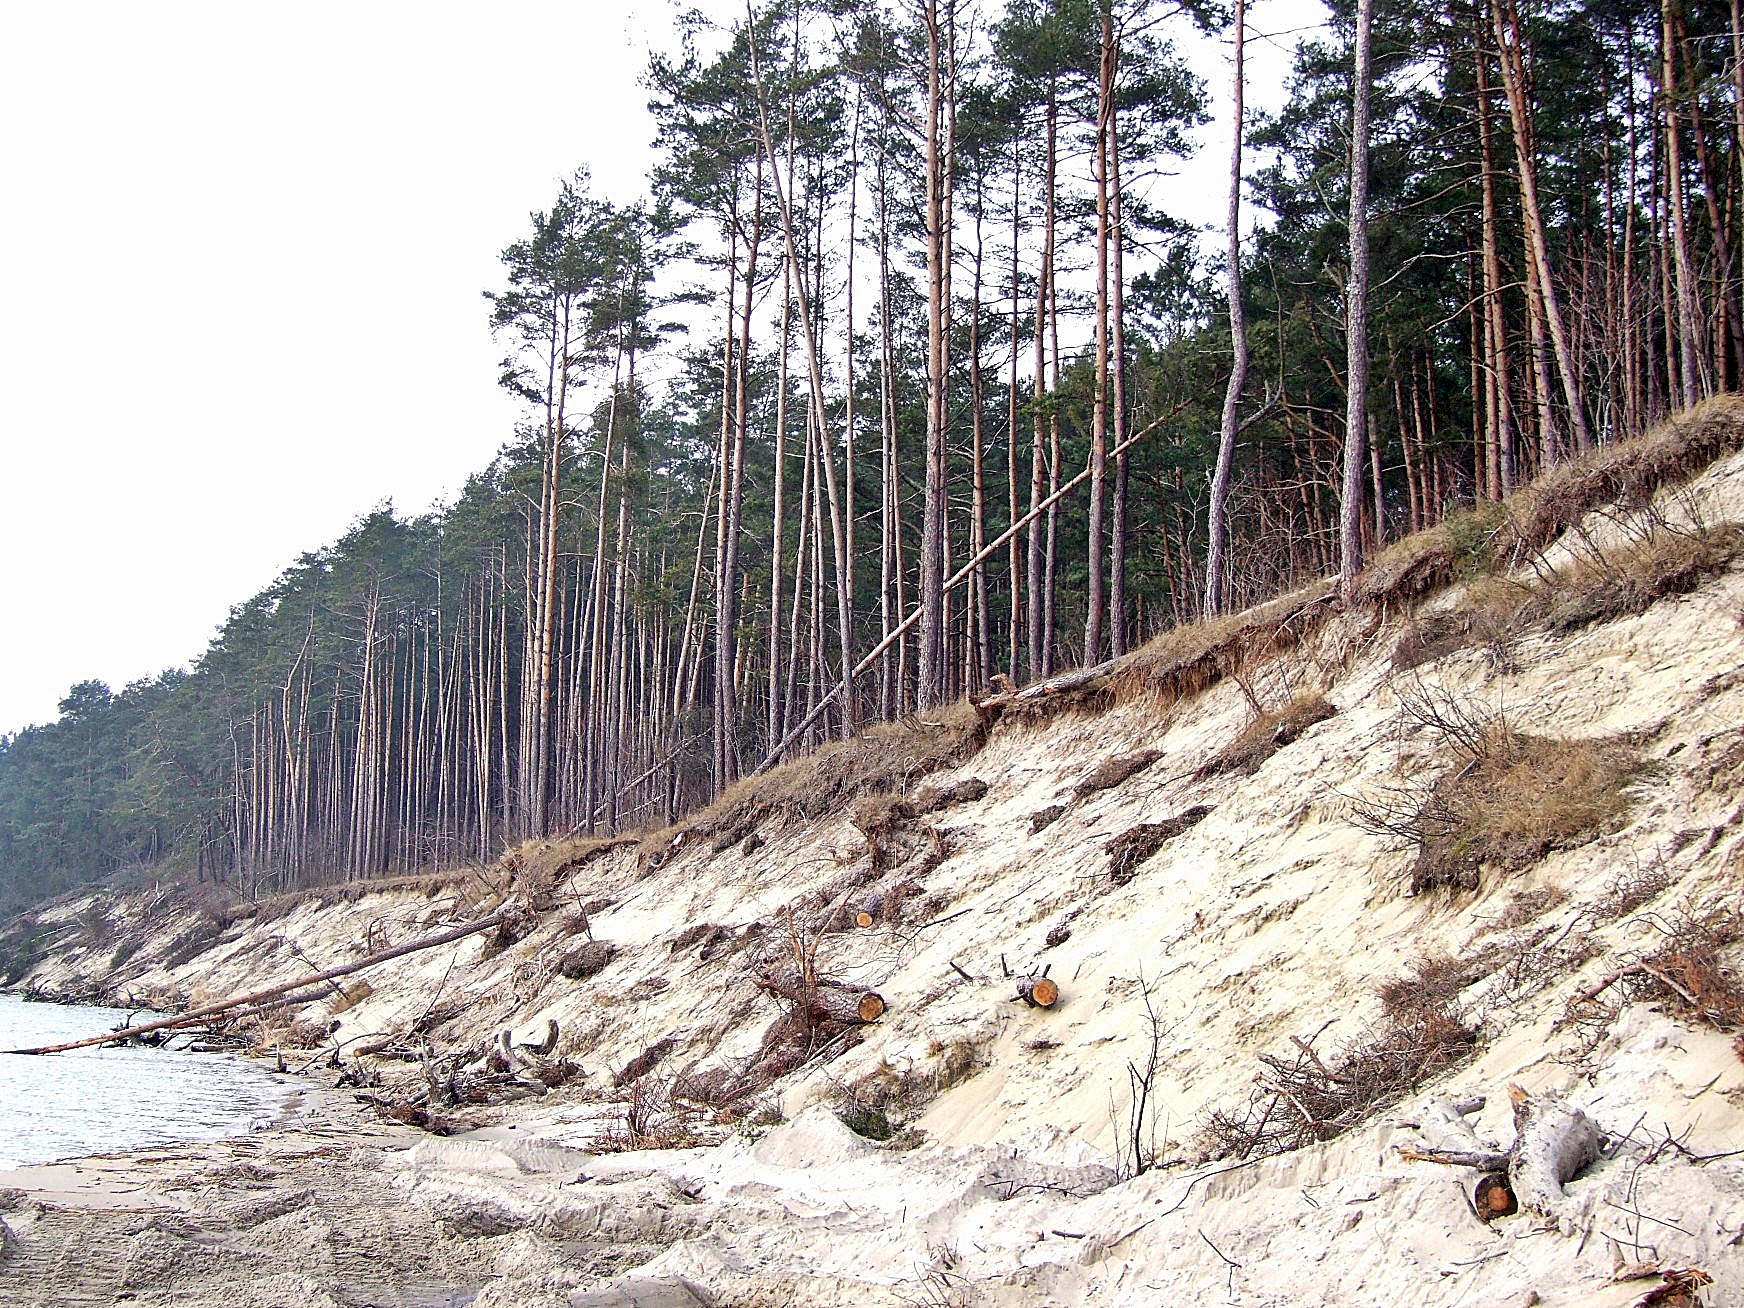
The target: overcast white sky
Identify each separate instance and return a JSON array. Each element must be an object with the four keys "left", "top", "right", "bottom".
[{"left": 0, "top": 0, "right": 1321, "bottom": 738}]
